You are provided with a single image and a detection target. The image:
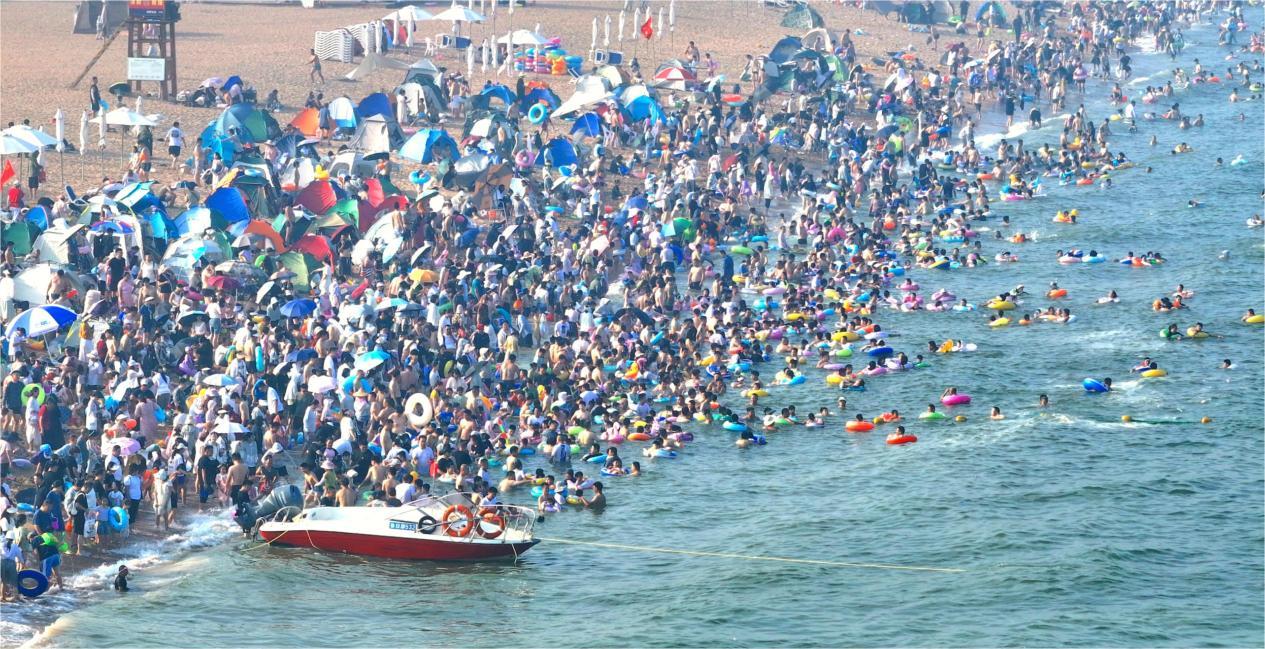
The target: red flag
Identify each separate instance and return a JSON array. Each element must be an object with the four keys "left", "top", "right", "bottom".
[
  {"left": 0, "top": 160, "right": 13, "bottom": 187},
  {"left": 640, "top": 15, "right": 653, "bottom": 39}
]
